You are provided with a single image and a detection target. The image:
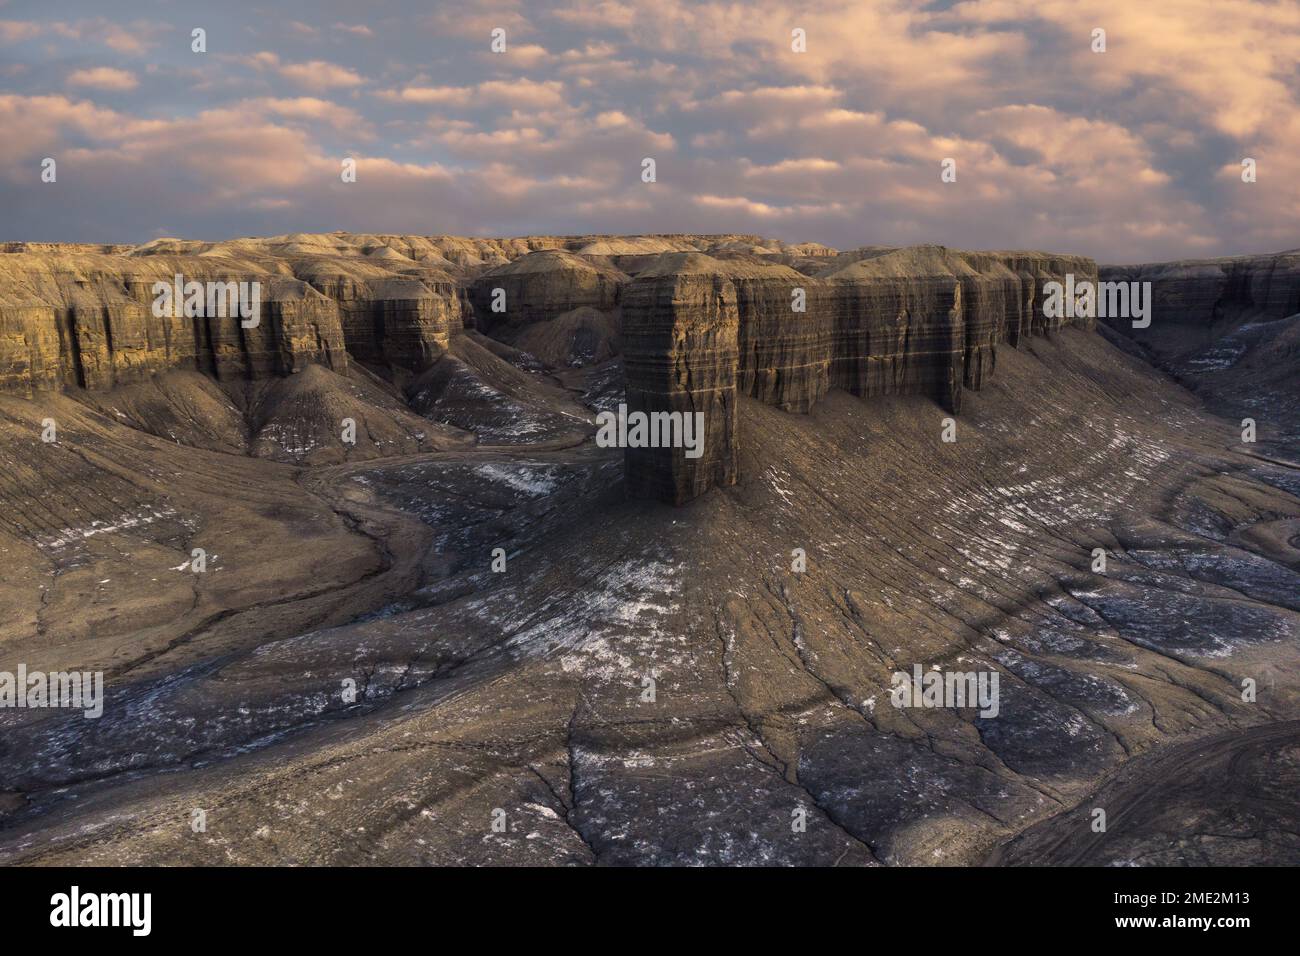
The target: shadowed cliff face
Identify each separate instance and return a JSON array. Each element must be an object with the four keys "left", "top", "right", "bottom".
[
  {"left": 620, "top": 255, "right": 742, "bottom": 503},
  {"left": 0, "top": 255, "right": 350, "bottom": 395},
  {"left": 0, "top": 232, "right": 776, "bottom": 400},
  {"left": 1101, "top": 252, "right": 1300, "bottom": 344},
  {"left": 467, "top": 249, "right": 626, "bottom": 329},
  {"left": 1100, "top": 251, "right": 1300, "bottom": 455}
]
